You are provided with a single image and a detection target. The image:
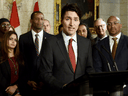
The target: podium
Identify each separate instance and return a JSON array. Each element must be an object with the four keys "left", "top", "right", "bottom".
[{"left": 54, "top": 70, "right": 128, "bottom": 96}]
